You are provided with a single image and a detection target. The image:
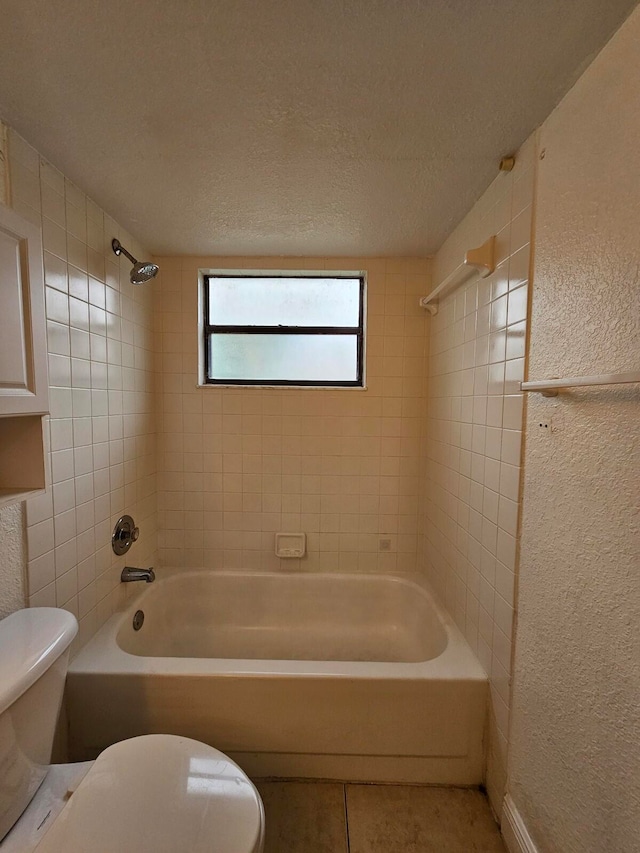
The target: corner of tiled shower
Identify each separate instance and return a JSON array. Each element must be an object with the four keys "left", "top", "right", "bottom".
[{"left": 417, "top": 133, "right": 536, "bottom": 814}]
